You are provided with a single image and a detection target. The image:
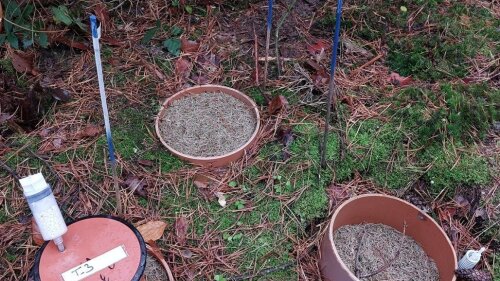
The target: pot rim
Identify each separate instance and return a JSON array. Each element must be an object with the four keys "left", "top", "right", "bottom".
[
  {"left": 155, "top": 84, "right": 261, "bottom": 163},
  {"left": 327, "top": 193, "right": 458, "bottom": 281}
]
